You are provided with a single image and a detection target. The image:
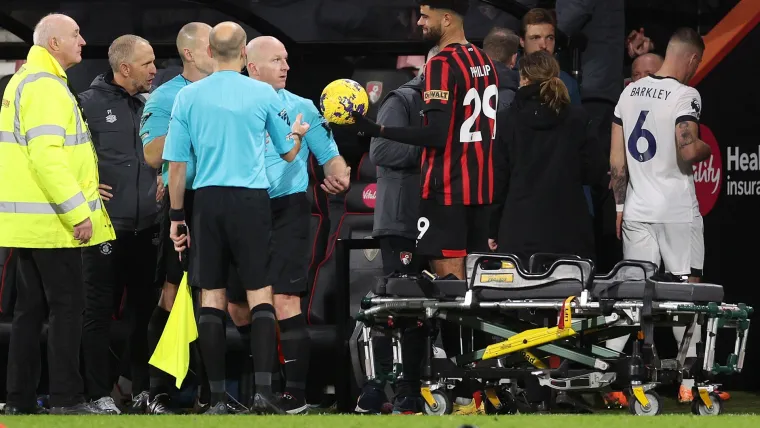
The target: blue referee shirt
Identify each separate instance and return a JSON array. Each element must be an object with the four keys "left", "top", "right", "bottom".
[
  {"left": 139, "top": 74, "right": 196, "bottom": 188},
  {"left": 163, "top": 70, "right": 295, "bottom": 190},
  {"left": 265, "top": 89, "right": 340, "bottom": 198}
]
